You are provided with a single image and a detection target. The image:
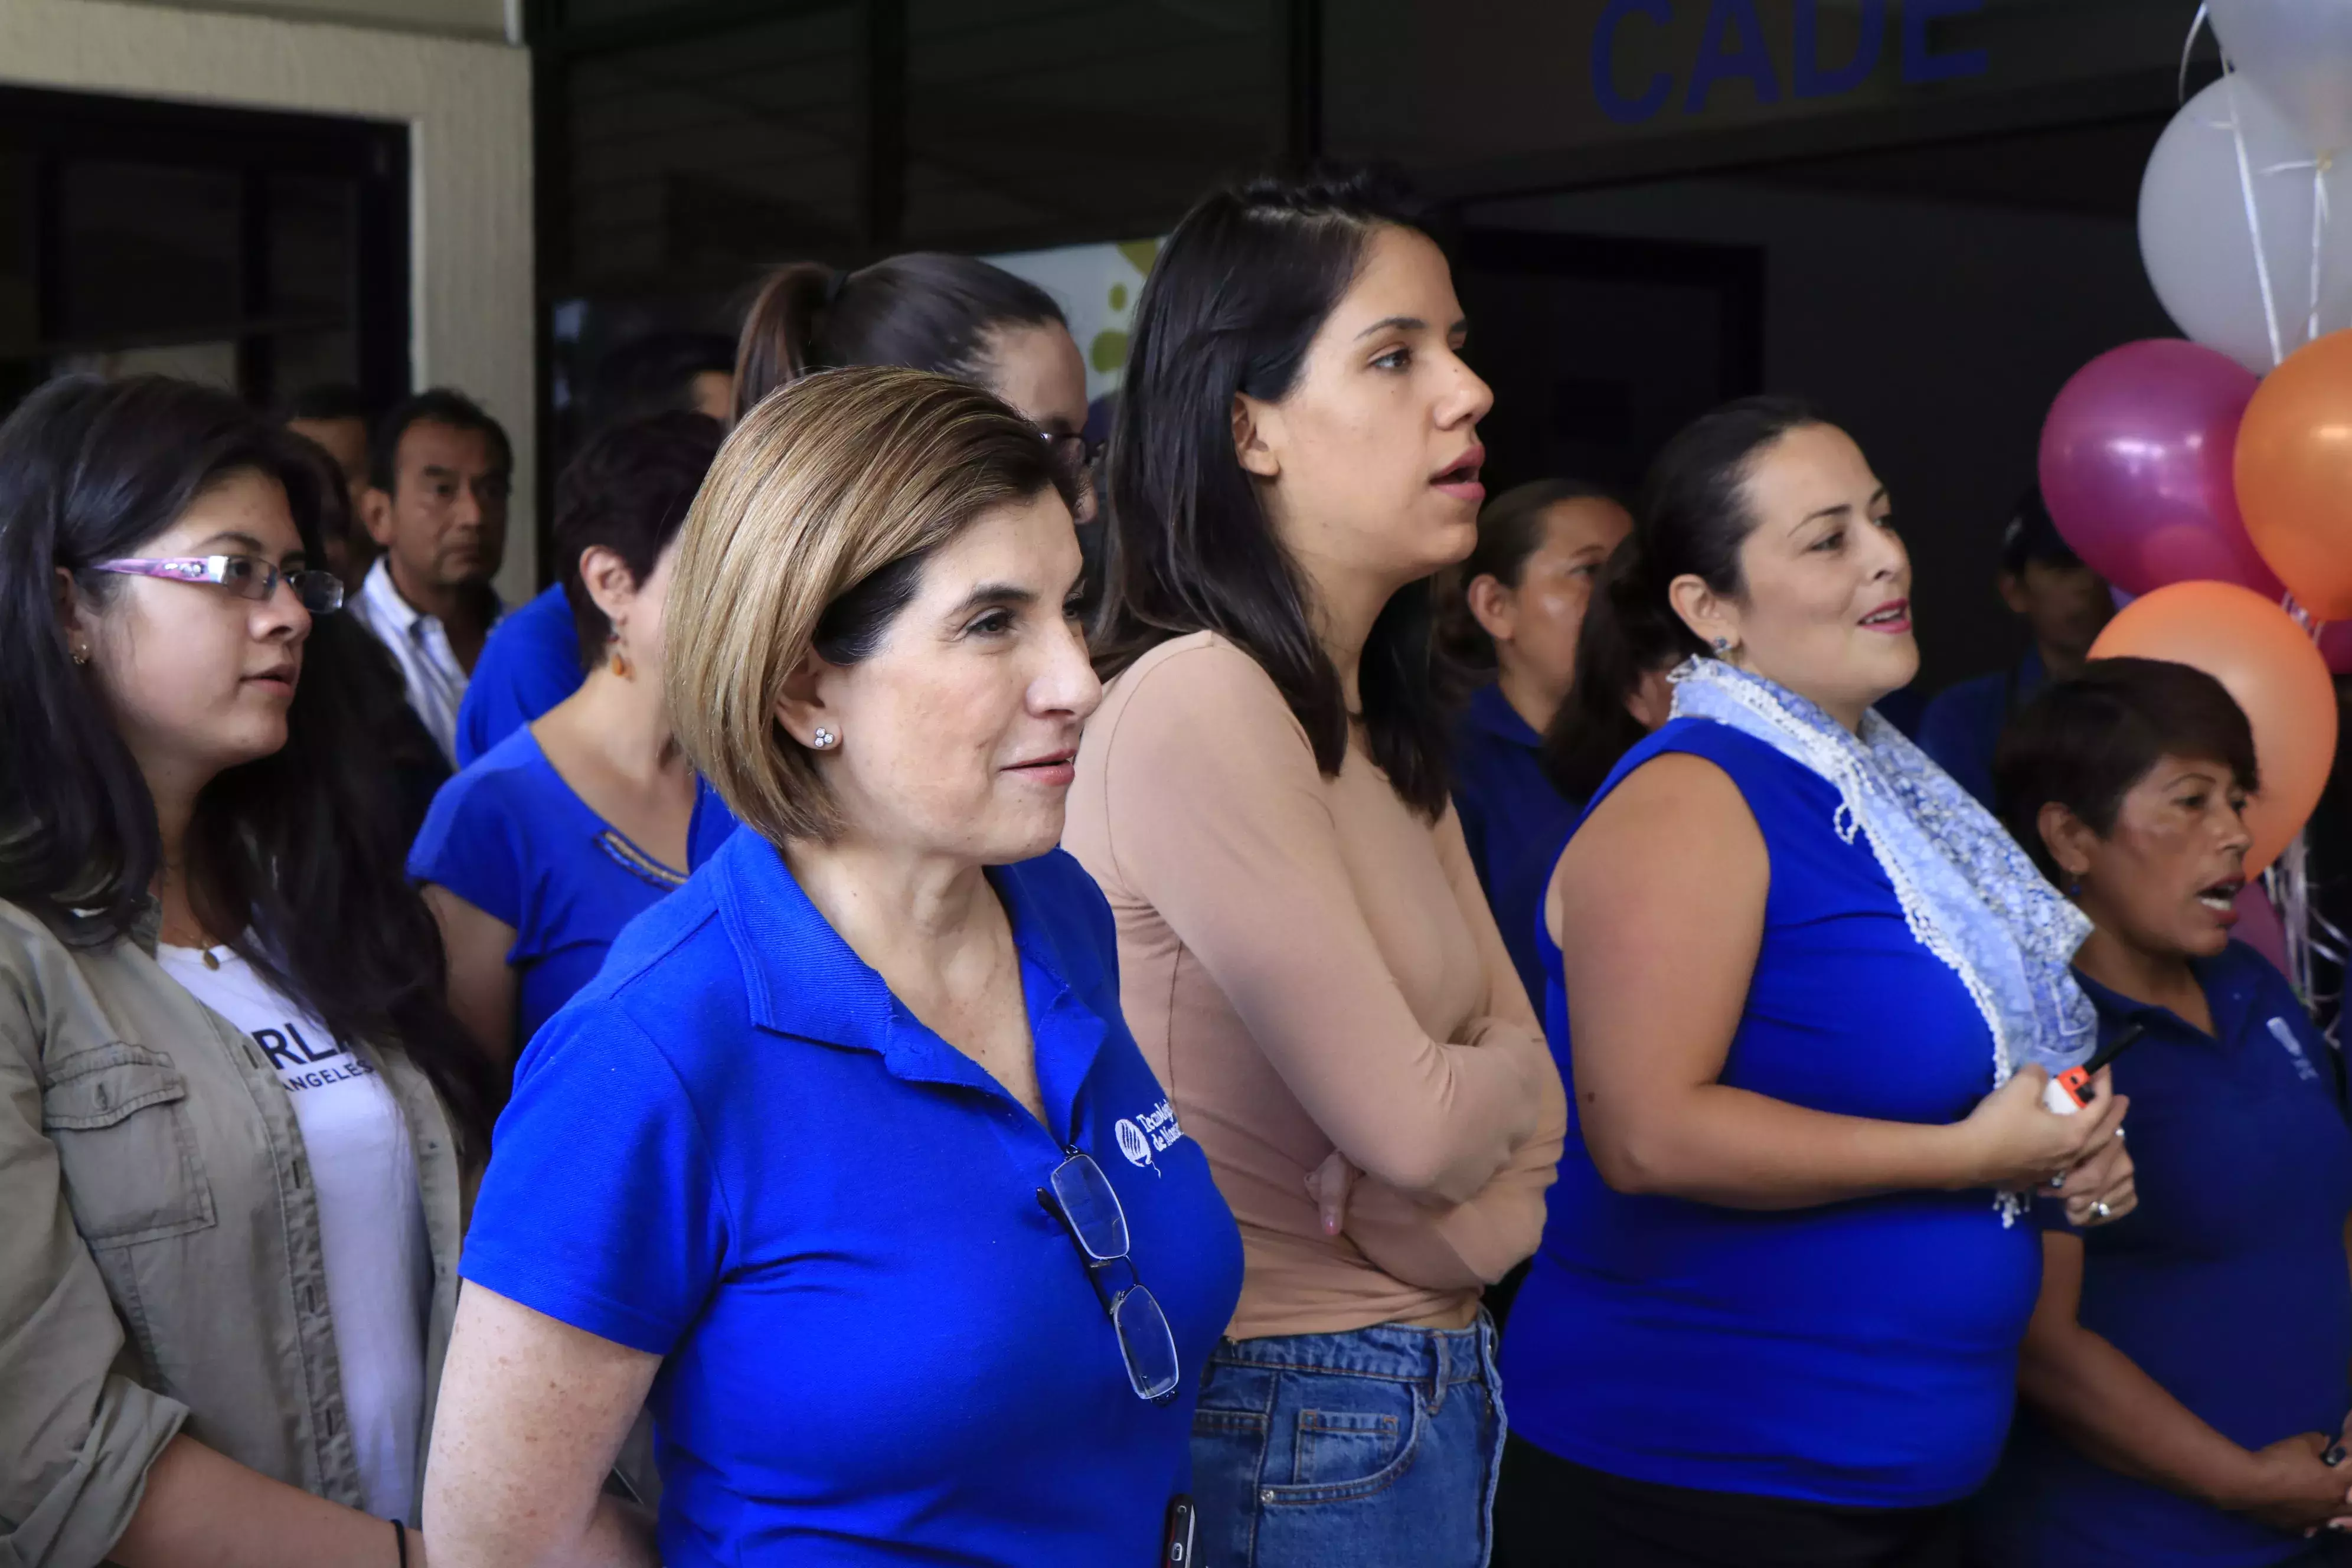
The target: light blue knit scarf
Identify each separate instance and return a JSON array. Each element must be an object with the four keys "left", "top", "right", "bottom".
[{"left": 1671, "top": 658, "right": 2095, "bottom": 1212}]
